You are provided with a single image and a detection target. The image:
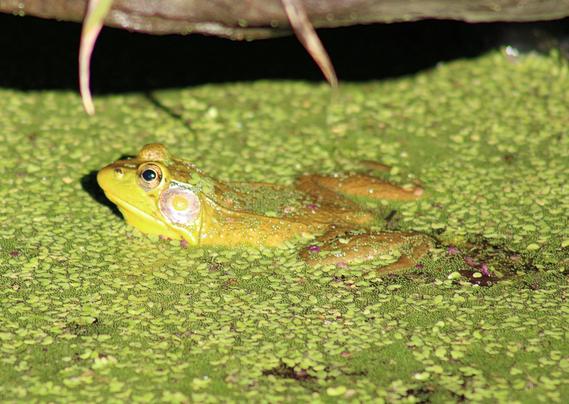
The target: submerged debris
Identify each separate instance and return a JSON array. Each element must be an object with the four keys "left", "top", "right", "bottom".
[{"left": 449, "top": 238, "right": 539, "bottom": 286}]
